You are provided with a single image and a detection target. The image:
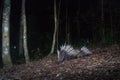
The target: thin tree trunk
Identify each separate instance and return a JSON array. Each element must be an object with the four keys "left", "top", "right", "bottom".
[
  {"left": 65, "top": 0, "right": 70, "bottom": 44},
  {"left": 21, "top": 0, "right": 29, "bottom": 63},
  {"left": 100, "top": 0, "right": 105, "bottom": 43},
  {"left": 66, "top": 6, "right": 69, "bottom": 44},
  {"left": 49, "top": 0, "right": 58, "bottom": 55},
  {"left": 2, "top": 0, "right": 12, "bottom": 67},
  {"left": 19, "top": 19, "right": 24, "bottom": 55},
  {"left": 109, "top": 2, "right": 113, "bottom": 43},
  {"left": 76, "top": 0, "right": 80, "bottom": 37},
  {"left": 56, "top": 0, "right": 61, "bottom": 50}
]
